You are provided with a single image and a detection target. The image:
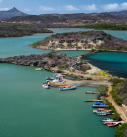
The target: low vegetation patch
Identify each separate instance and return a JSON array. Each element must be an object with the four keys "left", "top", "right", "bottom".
[
  {"left": 108, "top": 78, "right": 126, "bottom": 105},
  {"left": 92, "top": 70, "right": 112, "bottom": 77},
  {"left": 104, "top": 98, "right": 122, "bottom": 121}
]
